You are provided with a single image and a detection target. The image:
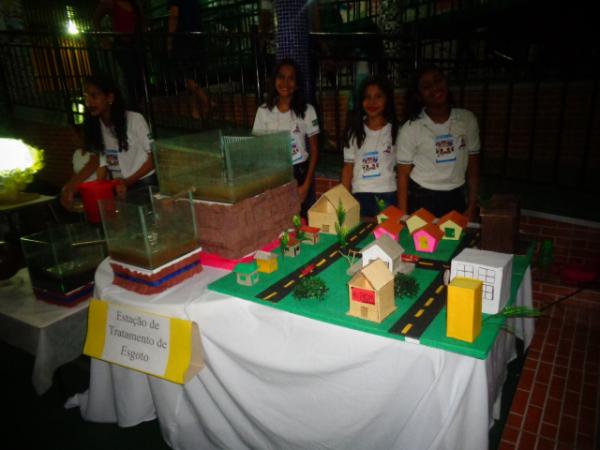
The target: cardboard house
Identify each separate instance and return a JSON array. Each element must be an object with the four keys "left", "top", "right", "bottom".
[
  {"left": 347, "top": 259, "right": 396, "bottom": 323},
  {"left": 234, "top": 261, "right": 259, "bottom": 286},
  {"left": 450, "top": 248, "right": 513, "bottom": 314},
  {"left": 283, "top": 237, "right": 301, "bottom": 257},
  {"left": 300, "top": 225, "right": 320, "bottom": 245},
  {"left": 447, "top": 277, "right": 483, "bottom": 343},
  {"left": 376, "top": 205, "right": 405, "bottom": 225},
  {"left": 438, "top": 210, "right": 468, "bottom": 240},
  {"left": 373, "top": 219, "right": 404, "bottom": 242},
  {"left": 413, "top": 223, "right": 444, "bottom": 253},
  {"left": 406, "top": 208, "right": 436, "bottom": 234},
  {"left": 255, "top": 250, "right": 278, "bottom": 273},
  {"left": 361, "top": 234, "right": 404, "bottom": 273},
  {"left": 308, "top": 184, "right": 360, "bottom": 234}
]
